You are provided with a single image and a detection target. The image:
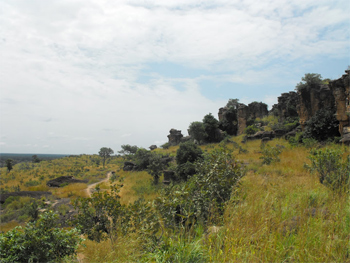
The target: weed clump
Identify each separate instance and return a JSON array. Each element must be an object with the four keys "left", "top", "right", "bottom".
[{"left": 306, "top": 148, "right": 350, "bottom": 193}]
